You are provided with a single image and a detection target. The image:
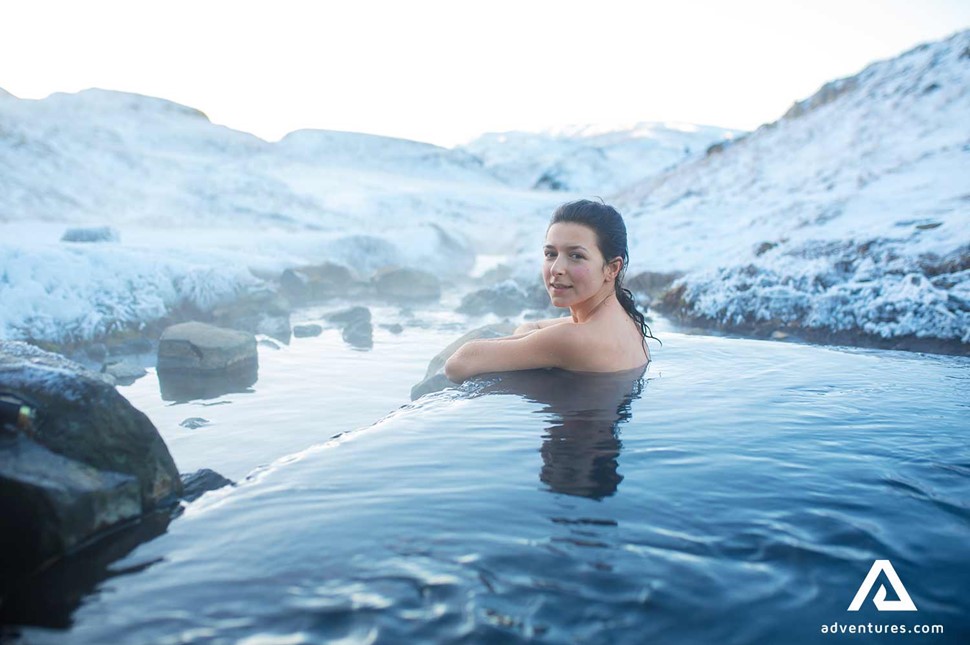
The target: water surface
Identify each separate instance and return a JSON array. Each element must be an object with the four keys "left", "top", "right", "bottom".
[{"left": 7, "top": 307, "right": 969, "bottom": 644}]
